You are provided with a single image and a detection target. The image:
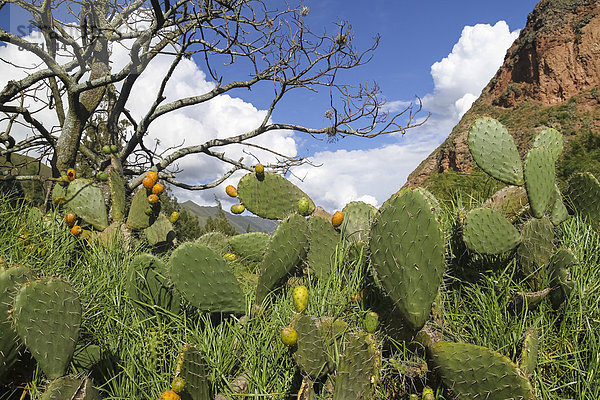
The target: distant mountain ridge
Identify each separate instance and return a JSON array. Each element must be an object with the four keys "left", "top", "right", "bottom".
[{"left": 180, "top": 200, "right": 278, "bottom": 234}]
